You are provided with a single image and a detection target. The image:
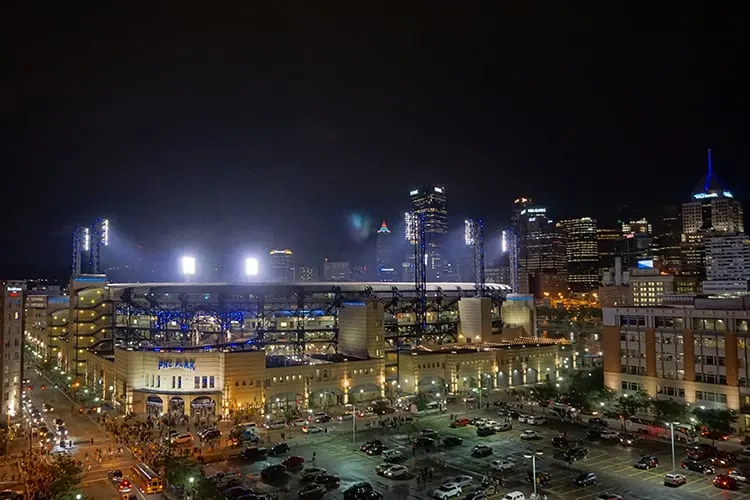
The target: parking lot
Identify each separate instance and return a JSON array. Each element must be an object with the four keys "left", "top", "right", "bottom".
[{"left": 207, "top": 404, "right": 750, "bottom": 499}]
